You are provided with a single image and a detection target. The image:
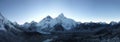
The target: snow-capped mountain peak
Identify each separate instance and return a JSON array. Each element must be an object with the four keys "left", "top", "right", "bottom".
[
  {"left": 0, "top": 13, "right": 21, "bottom": 32},
  {"left": 37, "top": 15, "right": 53, "bottom": 30},
  {"left": 42, "top": 15, "right": 53, "bottom": 21},
  {"left": 58, "top": 13, "right": 65, "bottom": 18},
  {"left": 0, "top": 13, "right": 7, "bottom": 30},
  {"left": 36, "top": 13, "right": 77, "bottom": 32},
  {"left": 55, "top": 13, "right": 77, "bottom": 30},
  {"left": 46, "top": 15, "right": 52, "bottom": 19}
]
